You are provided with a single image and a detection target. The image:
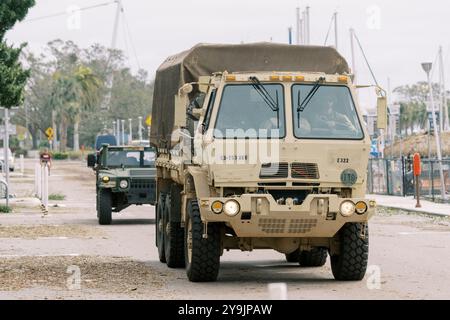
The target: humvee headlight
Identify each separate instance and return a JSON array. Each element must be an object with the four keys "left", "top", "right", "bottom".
[
  {"left": 355, "top": 202, "right": 368, "bottom": 215},
  {"left": 223, "top": 200, "right": 240, "bottom": 216},
  {"left": 102, "top": 176, "right": 110, "bottom": 183},
  {"left": 211, "top": 201, "right": 223, "bottom": 214},
  {"left": 340, "top": 201, "right": 355, "bottom": 217},
  {"left": 119, "top": 179, "right": 129, "bottom": 189}
]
